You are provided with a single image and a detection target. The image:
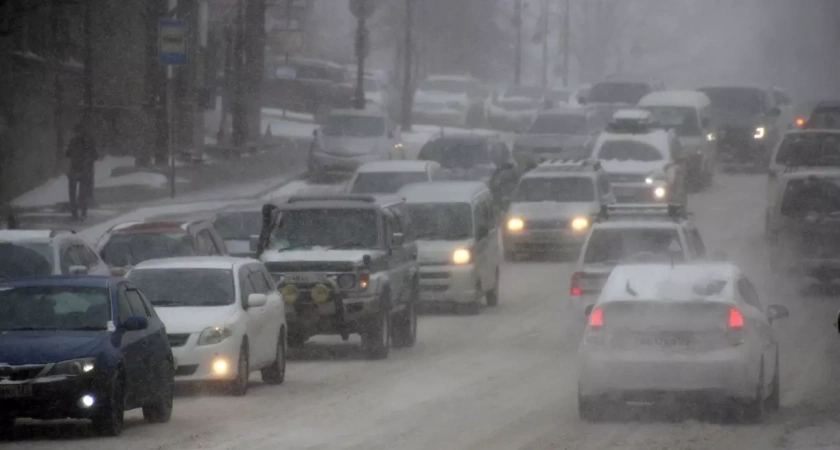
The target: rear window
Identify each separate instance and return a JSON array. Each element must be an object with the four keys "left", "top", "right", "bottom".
[
  {"left": 596, "top": 140, "right": 663, "bottom": 162},
  {"left": 642, "top": 106, "right": 701, "bottom": 136},
  {"left": 809, "top": 106, "right": 840, "bottom": 129},
  {"left": 527, "top": 114, "right": 588, "bottom": 135},
  {"left": 584, "top": 228, "right": 683, "bottom": 264},
  {"left": 514, "top": 177, "right": 595, "bottom": 202},
  {"left": 350, "top": 172, "right": 430, "bottom": 194},
  {"left": 774, "top": 133, "right": 840, "bottom": 166},
  {"left": 418, "top": 139, "right": 490, "bottom": 168},
  {"left": 589, "top": 82, "right": 650, "bottom": 105},
  {"left": 101, "top": 232, "right": 195, "bottom": 267}
]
